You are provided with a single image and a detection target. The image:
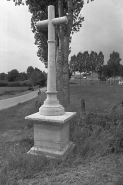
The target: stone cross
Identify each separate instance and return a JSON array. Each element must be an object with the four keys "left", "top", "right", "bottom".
[
  {"left": 36, "top": 5, "right": 68, "bottom": 116},
  {"left": 25, "top": 6, "right": 76, "bottom": 159}
]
